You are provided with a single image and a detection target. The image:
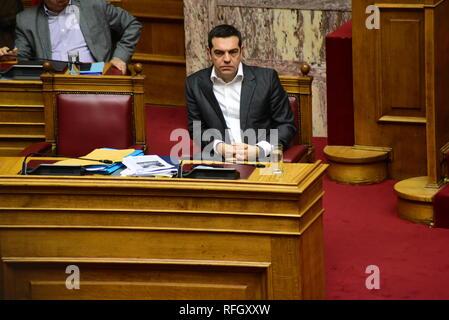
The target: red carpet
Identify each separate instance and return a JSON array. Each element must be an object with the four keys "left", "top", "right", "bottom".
[{"left": 313, "top": 137, "right": 449, "bottom": 300}]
